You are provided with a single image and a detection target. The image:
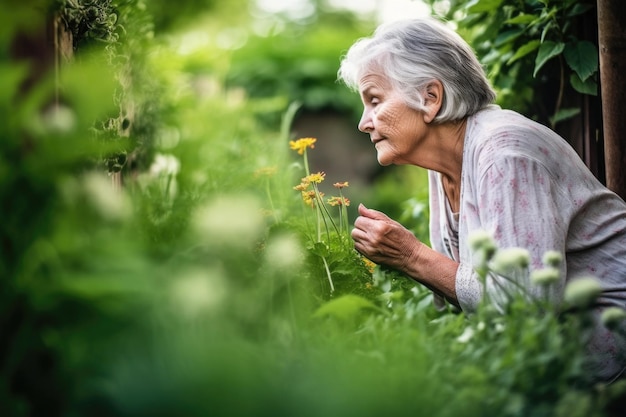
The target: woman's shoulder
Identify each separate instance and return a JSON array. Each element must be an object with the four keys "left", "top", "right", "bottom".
[
  {"left": 468, "top": 105, "right": 548, "bottom": 141},
  {"left": 465, "top": 105, "right": 574, "bottom": 163},
  {"left": 462, "top": 105, "right": 596, "bottom": 191}
]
